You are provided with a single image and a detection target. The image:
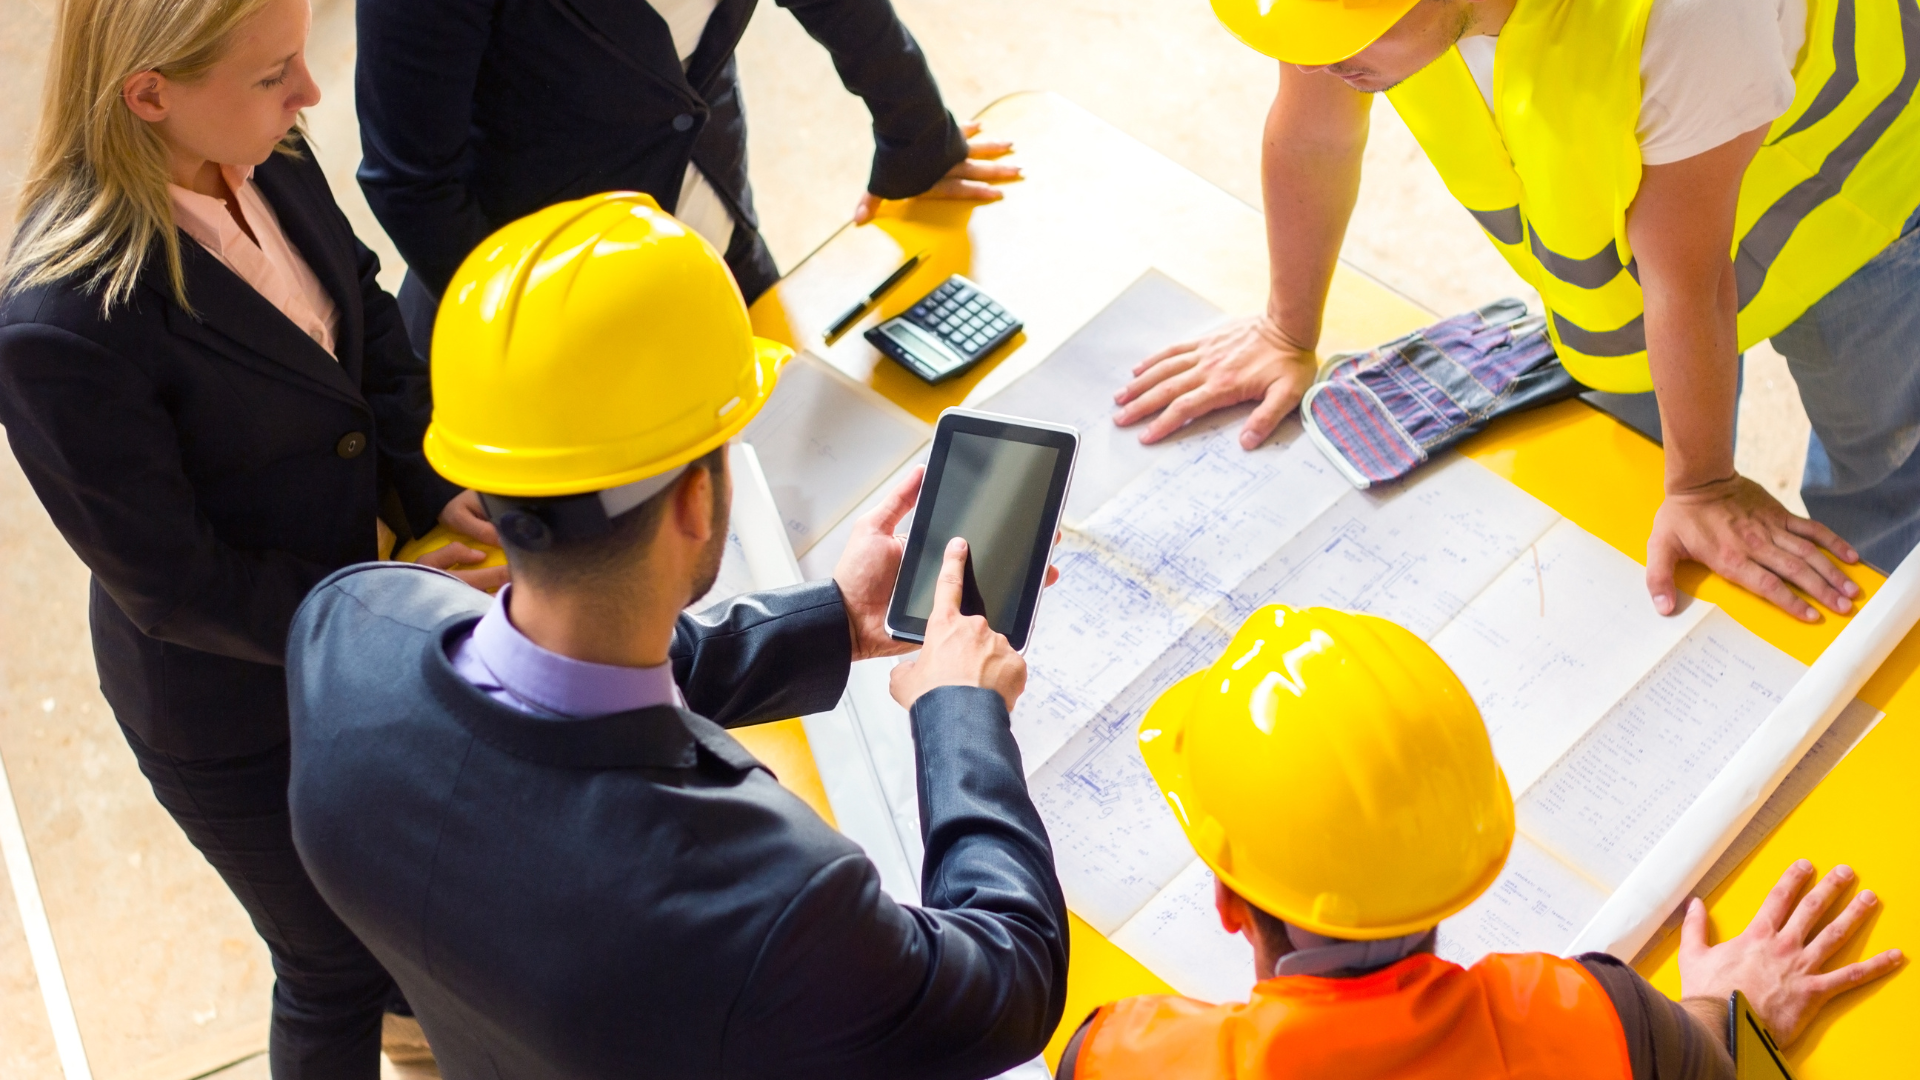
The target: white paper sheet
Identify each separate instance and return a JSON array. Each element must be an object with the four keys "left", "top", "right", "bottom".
[
  {"left": 1569, "top": 545, "right": 1920, "bottom": 961},
  {"left": 740, "top": 352, "right": 929, "bottom": 556},
  {"left": 1108, "top": 858, "right": 1257, "bottom": 1005}
]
